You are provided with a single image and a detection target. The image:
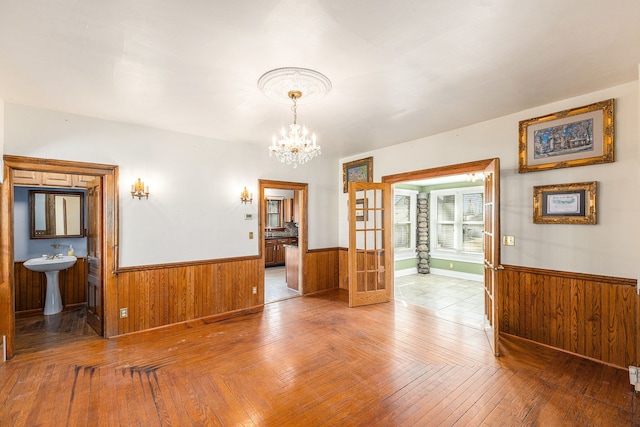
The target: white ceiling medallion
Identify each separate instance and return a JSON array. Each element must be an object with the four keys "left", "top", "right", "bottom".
[{"left": 257, "top": 67, "right": 332, "bottom": 104}]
